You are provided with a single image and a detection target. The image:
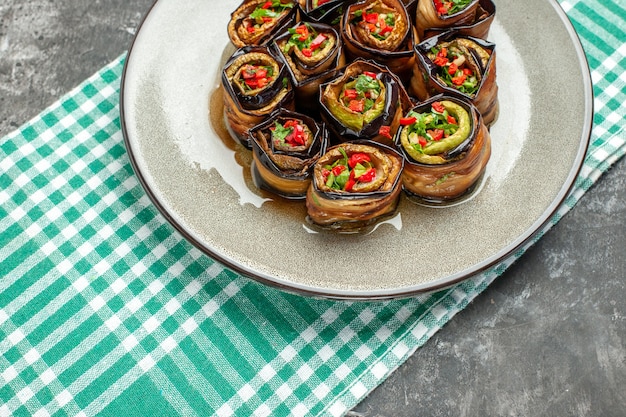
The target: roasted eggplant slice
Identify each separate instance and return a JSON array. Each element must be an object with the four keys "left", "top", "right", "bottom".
[
  {"left": 272, "top": 21, "right": 346, "bottom": 112},
  {"left": 306, "top": 141, "right": 404, "bottom": 232},
  {"left": 342, "top": 0, "right": 417, "bottom": 81},
  {"left": 221, "top": 46, "right": 295, "bottom": 148},
  {"left": 410, "top": 32, "right": 498, "bottom": 126},
  {"left": 249, "top": 109, "right": 329, "bottom": 198},
  {"left": 396, "top": 95, "right": 491, "bottom": 202},
  {"left": 319, "top": 59, "right": 412, "bottom": 145},
  {"left": 228, "top": 0, "right": 299, "bottom": 48}
]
